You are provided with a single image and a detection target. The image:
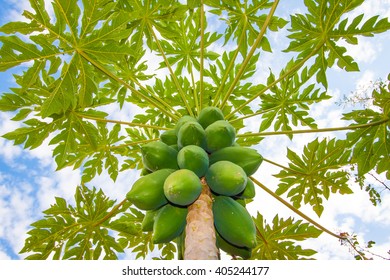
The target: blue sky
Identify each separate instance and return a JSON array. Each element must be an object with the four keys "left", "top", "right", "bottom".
[{"left": 0, "top": 0, "right": 390, "bottom": 260}]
